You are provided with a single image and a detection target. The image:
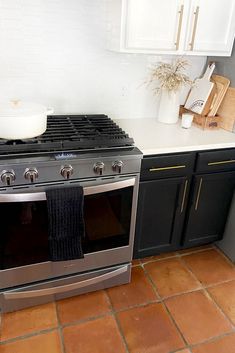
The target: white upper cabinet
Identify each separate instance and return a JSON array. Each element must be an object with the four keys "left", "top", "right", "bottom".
[
  {"left": 124, "top": 0, "right": 185, "bottom": 51},
  {"left": 107, "top": 0, "right": 235, "bottom": 56},
  {"left": 185, "top": 0, "right": 235, "bottom": 55}
]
